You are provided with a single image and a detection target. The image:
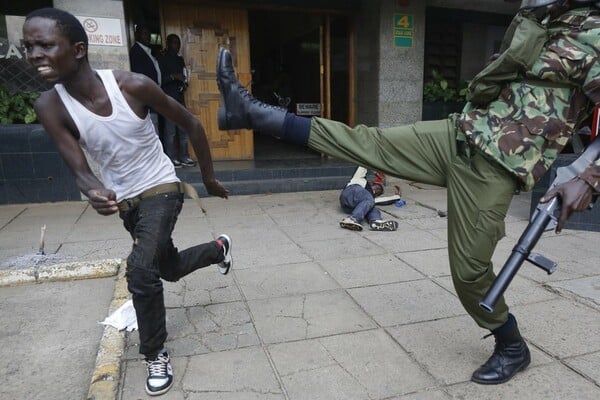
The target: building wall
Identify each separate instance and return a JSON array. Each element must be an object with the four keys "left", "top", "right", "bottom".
[
  {"left": 53, "top": 0, "right": 129, "bottom": 71},
  {"left": 428, "top": 0, "right": 518, "bottom": 15},
  {"left": 378, "top": 0, "right": 425, "bottom": 128},
  {"left": 354, "top": 0, "right": 381, "bottom": 127},
  {"left": 359, "top": 0, "right": 519, "bottom": 128}
]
